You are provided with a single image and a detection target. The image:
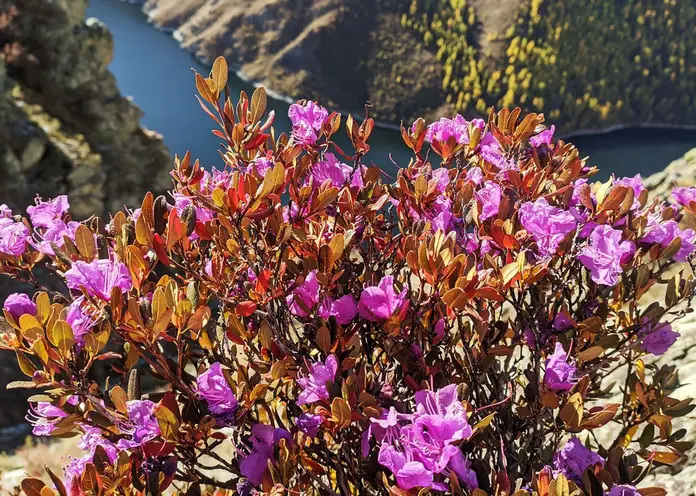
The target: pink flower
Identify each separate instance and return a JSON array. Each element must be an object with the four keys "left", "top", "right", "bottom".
[
  {"left": 640, "top": 319, "right": 680, "bottom": 355},
  {"left": 296, "top": 412, "right": 322, "bottom": 437},
  {"left": 318, "top": 295, "right": 358, "bottom": 325},
  {"left": 465, "top": 167, "right": 483, "bottom": 185},
  {"left": 297, "top": 355, "right": 338, "bottom": 405},
  {"left": 553, "top": 437, "right": 604, "bottom": 483},
  {"left": 65, "top": 259, "right": 133, "bottom": 301},
  {"left": 661, "top": 221, "right": 696, "bottom": 262},
  {"left": 374, "top": 385, "right": 477, "bottom": 491},
  {"left": 608, "top": 485, "right": 640, "bottom": 496},
  {"left": 66, "top": 297, "right": 97, "bottom": 345},
  {"left": 26, "top": 195, "right": 70, "bottom": 228},
  {"left": 173, "top": 193, "right": 214, "bottom": 224},
  {"left": 0, "top": 217, "right": 30, "bottom": 256},
  {"left": 0, "top": 204, "right": 11, "bottom": 218},
  {"left": 672, "top": 186, "right": 696, "bottom": 207},
  {"left": 578, "top": 225, "right": 635, "bottom": 286},
  {"left": 544, "top": 342, "right": 577, "bottom": 391},
  {"left": 553, "top": 312, "right": 574, "bottom": 331},
  {"left": 431, "top": 168, "right": 451, "bottom": 193},
  {"left": 519, "top": 198, "right": 576, "bottom": 257},
  {"left": 309, "top": 153, "right": 361, "bottom": 188},
  {"left": 614, "top": 174, "right": 645, "bottom": 210},
  {"left": 26, "top": 401, "right": 69, "bottom": 436},
  {"left": 32, "top": 219, "right": 81, "bottom": 256},
  {"left": 248, "top": 156, "right": 273, "bottom": 176},
  {"left": 3, "top": 293, "right": 36, "bottom": 321},
  {"left": 425, "top": 115, "right": 479, "bottom": 145},
  {"left": 196, "top": 362, "right": 238, "bottom": 419},
  {"left": 239, "top": 424, "right": 291, "bottom": 486},
  {"left": 475, "top": 181, "right": 502, "bottom": 221},
  {"left": 64, "top": 426, "right": 118, "bottom": 493},
  {"left": 288, "top": 100, "right": 328, "bottom": 146},
  {"left": 529, "top": 125, "right": 555, "bottom": 147},
  {"left": 358, "top": 275, "right": 408, "bottom": 321},
  {"left": 116, "top": 400, "right": 160, "bottom": 449},
  {"left": 286, "top": 270, "right": 321, "bottom": 317}
]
